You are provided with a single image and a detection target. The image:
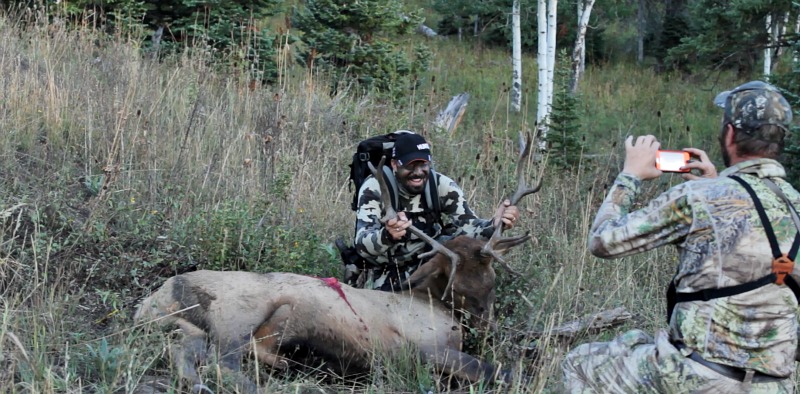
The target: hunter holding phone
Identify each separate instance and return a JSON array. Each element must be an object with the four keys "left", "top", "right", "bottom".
[{"left": 562, "top": 81, "right": 799, "bottom": 392}]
